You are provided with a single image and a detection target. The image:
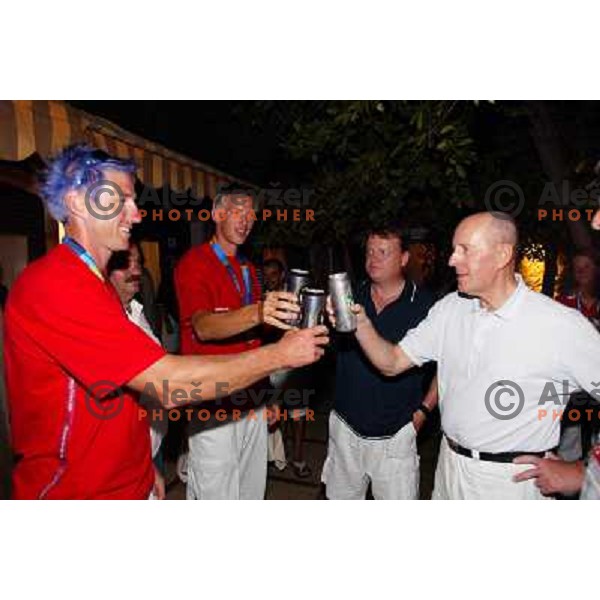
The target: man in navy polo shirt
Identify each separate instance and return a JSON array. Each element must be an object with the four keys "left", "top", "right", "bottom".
[{"left": 322, "top": 225, "right": 438, "bottom": 499}]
